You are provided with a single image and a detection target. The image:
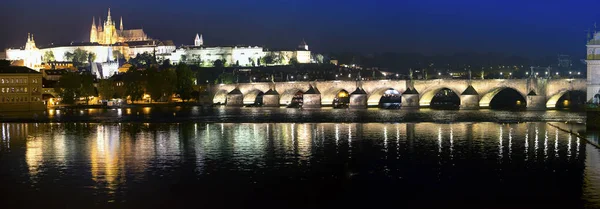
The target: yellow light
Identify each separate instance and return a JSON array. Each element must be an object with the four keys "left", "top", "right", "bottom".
[
  {"left": 563, "top": 100, "right": 569, "bottom": 106},
  {"left": 516, "top": 100, "right": 522, "bottom": 106}
]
